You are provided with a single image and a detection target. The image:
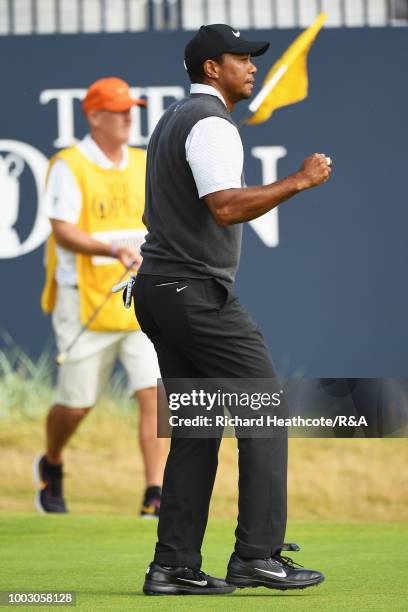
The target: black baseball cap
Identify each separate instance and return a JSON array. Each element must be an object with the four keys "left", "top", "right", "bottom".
[{"left": 184, "top": 24, "right": 270, "bottom": 72}]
